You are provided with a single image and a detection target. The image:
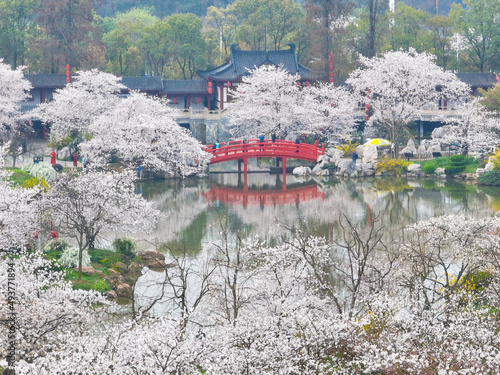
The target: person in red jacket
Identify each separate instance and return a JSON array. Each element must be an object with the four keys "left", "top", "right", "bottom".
[
  {"left": 50, "top": 150, "right": 56, "bottom": 164},
  {"left": 72, "top": 152, "right": 78, "bottom": 168}
]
